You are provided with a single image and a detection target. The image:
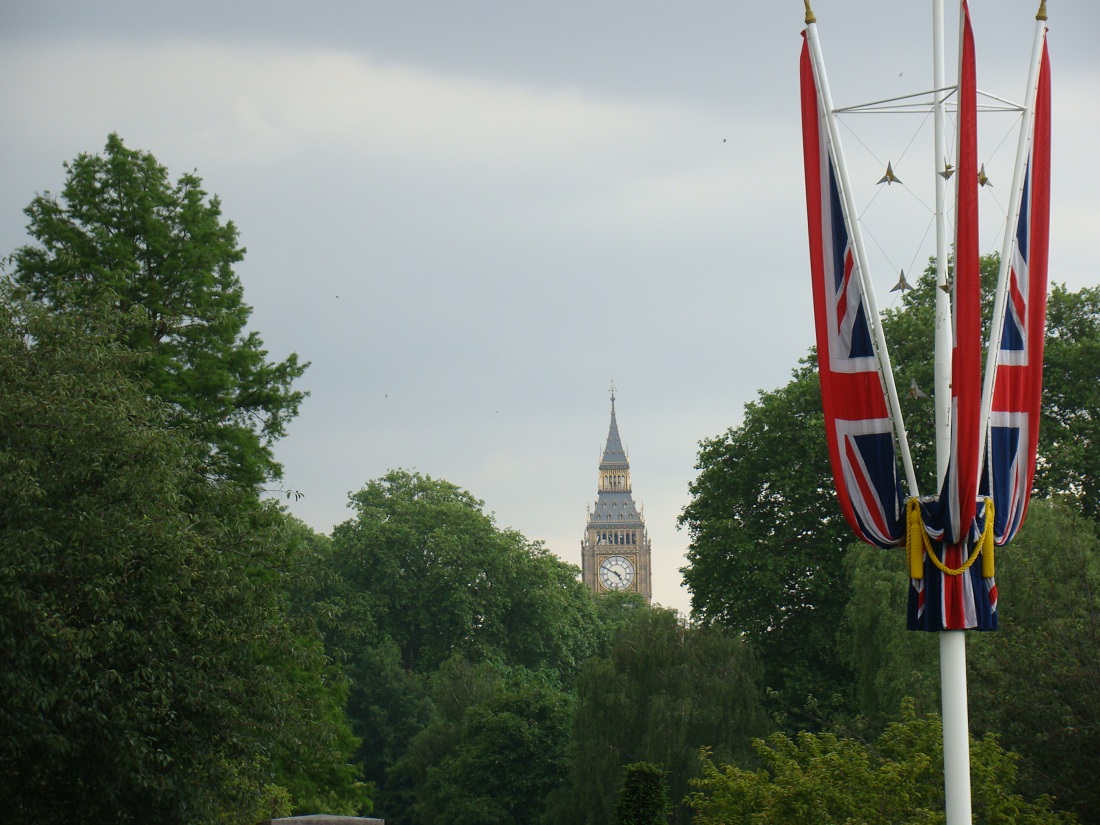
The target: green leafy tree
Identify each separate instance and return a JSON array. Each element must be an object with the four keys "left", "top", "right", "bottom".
[
  {"left": 614, "top": 762, "right": 671, "bottom": 825},
  {"left": 965, "top": 503, "right": 1100, "bottom": 821},
  {"left": 320, "top": 470, "right": 604, "bottom": 821},
  {"left": 678, "top": 363, "right": 851, "bottom": 717},
  {"left": 1040, "top": 284, "right": 1100, "bottom": 518},
  {"left": 551, "top": 607, "right": 767, "bottom": 825},
  {"left": 0, "top": 293, "right": 366, "bottom": 822},
  {"left": 396, "top": 660, "right": 574, "bottom": 825},
  {"left": 686, "top": 702, "right": 1077, "bottom": 825},
  {"left": 9, "top": 134, "right": 307, "bottom": 489},
  {"left": 838, "top": 543, "right": 939, "bottom": 730},
  {"left": 324, "top": 470, "right": 602, "bottom": 681}
]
